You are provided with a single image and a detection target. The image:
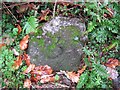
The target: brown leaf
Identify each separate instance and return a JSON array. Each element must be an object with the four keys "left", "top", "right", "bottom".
[
  {"left": 0, "top": 43, "right": 6, "bottom": 49},
  {"left": 23, "top": 64, "right": 35, "bottom": 74},
  {"left": 30, "top": 76, "right": 38, "bottom": 83},
  {"left": 62, "top": 2, "right": 70, "bottom": 6},
  {"left": 105, "top": 58, "right": 119, "bottom": 68},
  {"left": 32, "top": 65, "right": 53, "bottom": 76},
  {"left": 40, "top": 75, "right": 55, "bottom": 83},
  {"left": 67, "top": 72, "right": 79, "bottom": 83},
  {"left": 20, "top": 35, "right": 29, "bottom": 50},
  {"left": 106, "top": 7, "right": 114, "bottom": 18},
  {"left": 38, "top": 8, "right": 51, "bottom": 21},
  {"left": 12, "top": 55, "right": 22, "bottom": 70},
  {"left": 23, "top": 53, "right": 31, "bottom": 66},
  {"left": 16, "top": 24, "right": 22, "bottom": 34},
  {"left": 78, "top": 65, "right": 87, "bottom": 74},
  {"left": 23, "top": 79, "right": 31, "bottom": 88}
]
